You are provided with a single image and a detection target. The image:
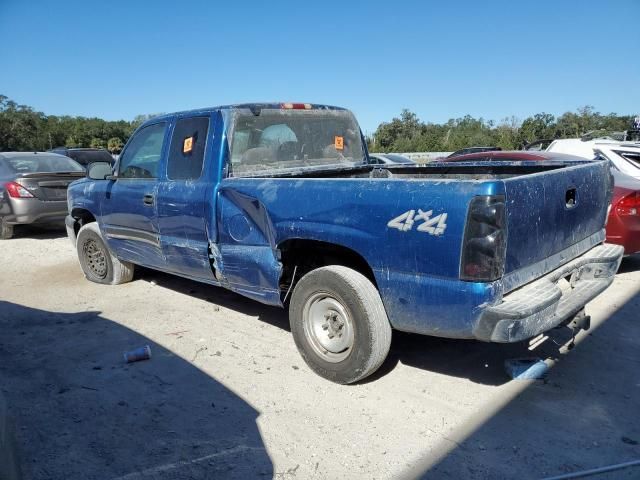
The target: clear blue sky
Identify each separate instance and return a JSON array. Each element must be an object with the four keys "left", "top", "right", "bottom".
[{"left": 1, "top": 0, "right": 638, "bottom": 133}]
